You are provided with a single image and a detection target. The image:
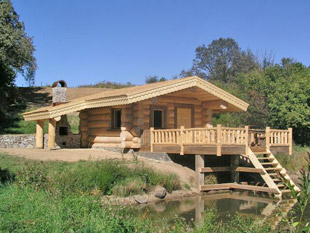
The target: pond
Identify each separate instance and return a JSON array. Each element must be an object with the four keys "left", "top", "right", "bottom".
[{"left": 137, "top": 191, "right": 299, "bottom": 228}]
